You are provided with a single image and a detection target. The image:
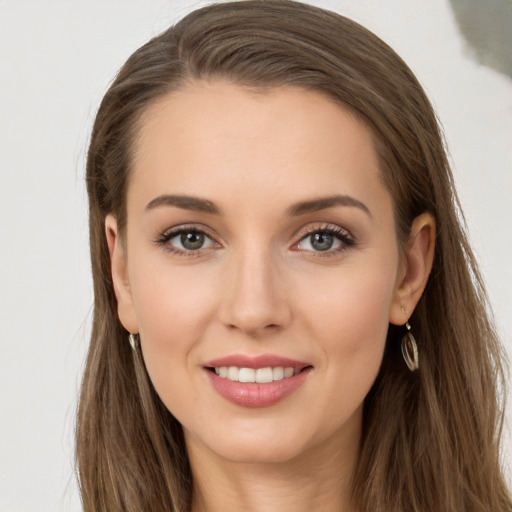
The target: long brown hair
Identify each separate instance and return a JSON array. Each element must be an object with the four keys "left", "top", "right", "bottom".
[{"left": 77, "top": 1, "right": 511, "bottom": 510}]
